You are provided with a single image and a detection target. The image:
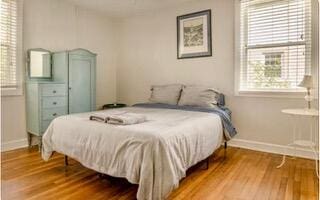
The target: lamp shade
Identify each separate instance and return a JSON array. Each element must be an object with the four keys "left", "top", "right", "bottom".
[{"left": 298, "top": 75, "right": 313, "bottom": 89}]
